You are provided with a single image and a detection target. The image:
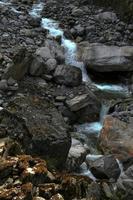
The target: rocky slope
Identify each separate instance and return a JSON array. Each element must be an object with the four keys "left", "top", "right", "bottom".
[{"left": 0, "top": 0, "right": 133, "bottom": 199}]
